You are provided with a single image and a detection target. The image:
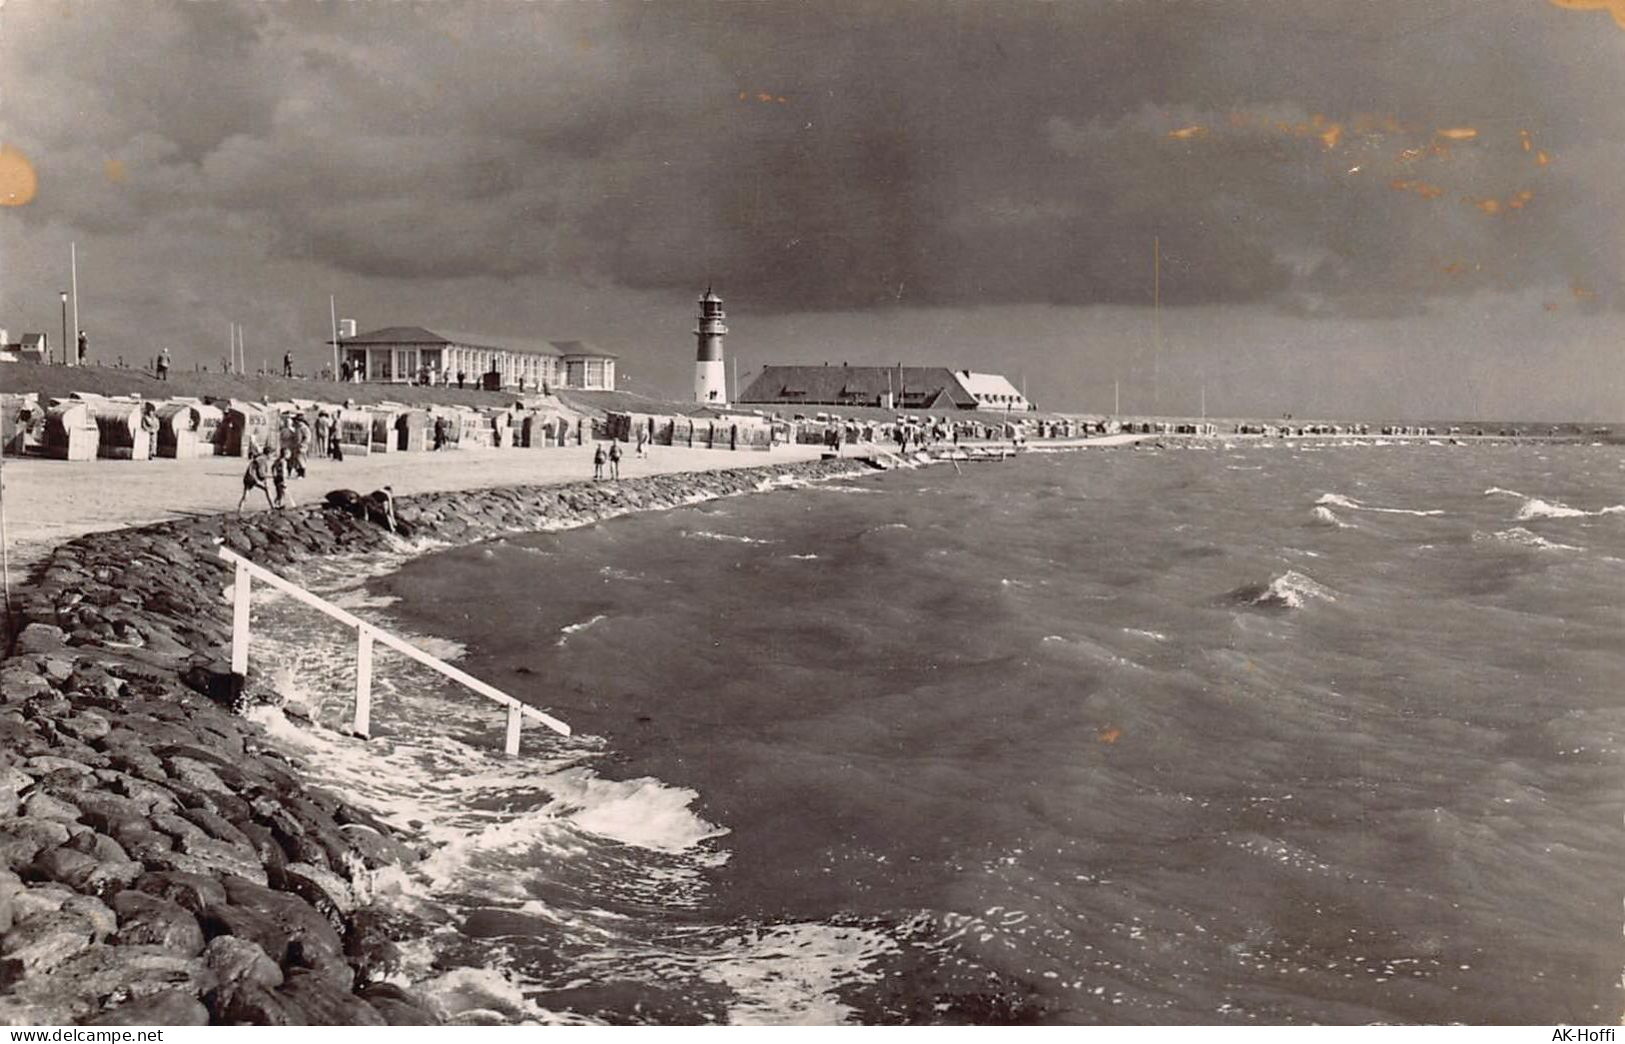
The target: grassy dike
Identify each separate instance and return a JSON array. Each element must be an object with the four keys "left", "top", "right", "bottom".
[{"left": 0, "top": 455, "right": 877, "bottom": 1025}]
